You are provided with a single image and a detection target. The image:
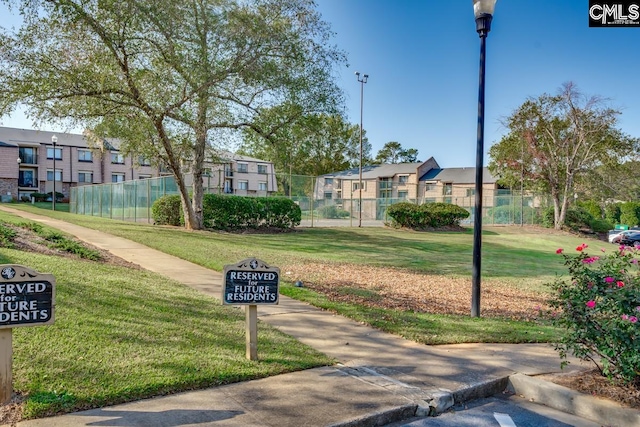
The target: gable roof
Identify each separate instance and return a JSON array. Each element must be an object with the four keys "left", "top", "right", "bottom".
[
  {"left": 420, "top": 167, "right": 497, "bottom": 184},
  {"left": 321, "top": 162, "right": 422, "bottom": 180},
  {"left": 0, "top": 126, "right": 90, "bottom": 148}
]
